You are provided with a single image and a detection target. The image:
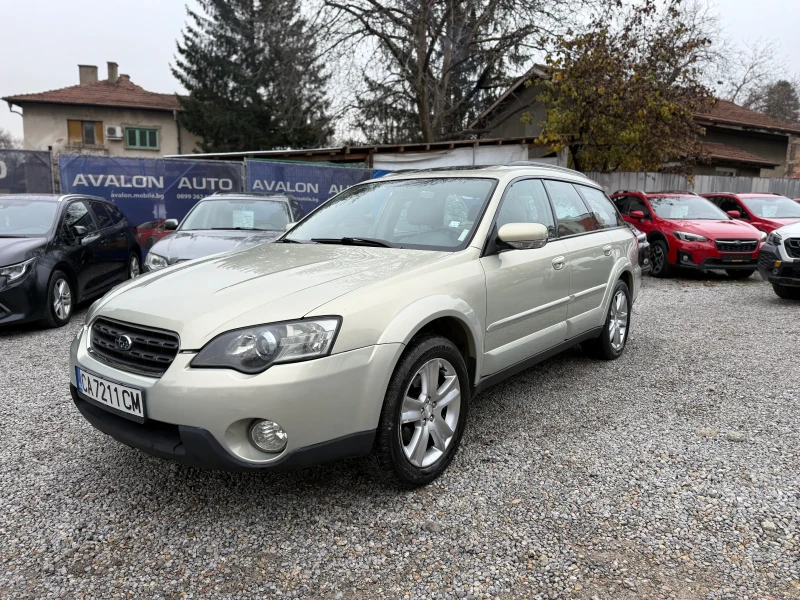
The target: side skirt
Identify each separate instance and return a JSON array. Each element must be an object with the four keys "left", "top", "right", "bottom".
[{"left": 473, "top": 327, "right": 602, "bottom": 396}]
